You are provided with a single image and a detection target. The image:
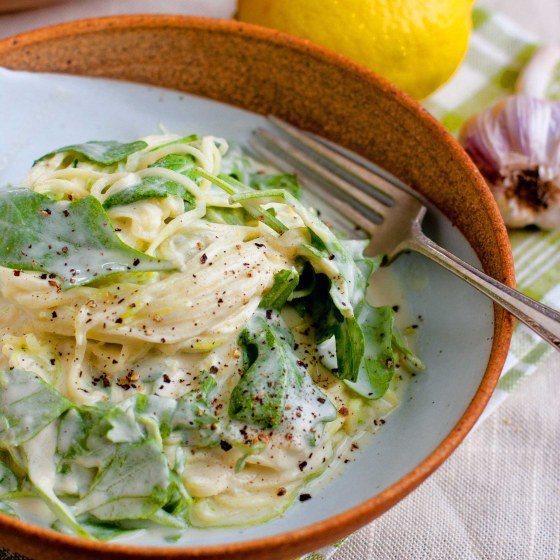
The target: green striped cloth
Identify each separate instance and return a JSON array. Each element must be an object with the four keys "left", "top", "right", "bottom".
[
  {"left": 426, "top": 6, "right": 557, "bottom": 413},
  {"left": 303, "top": 6, "right": 557, "bottom": 560}
]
